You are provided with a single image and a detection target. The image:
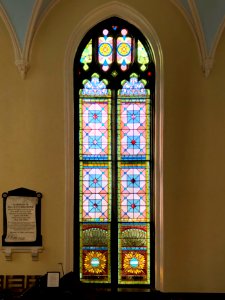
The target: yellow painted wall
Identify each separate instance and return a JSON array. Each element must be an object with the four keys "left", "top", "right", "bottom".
[{"left": 0, "top": 0, "right": 225, "bottom": 293}]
